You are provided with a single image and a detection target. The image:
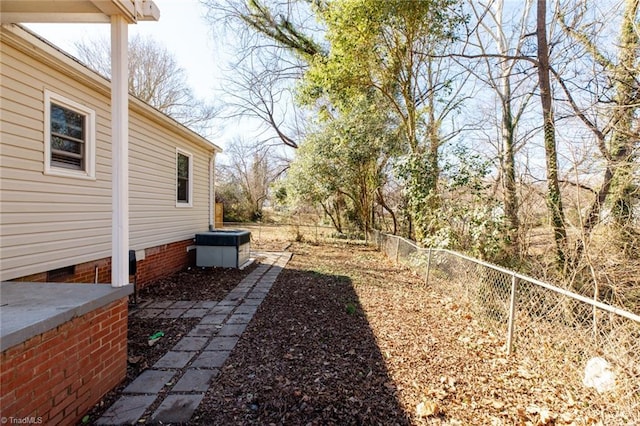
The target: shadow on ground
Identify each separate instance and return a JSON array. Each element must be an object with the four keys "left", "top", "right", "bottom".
[{"left": 191, "top": 257, "right": 410, "bottom": 425}]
